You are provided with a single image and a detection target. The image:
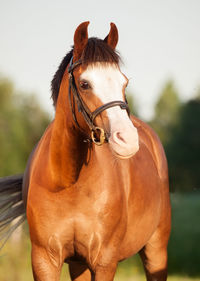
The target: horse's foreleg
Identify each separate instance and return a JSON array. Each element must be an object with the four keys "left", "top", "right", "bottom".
[
  {"left": 139, "top": 227, "right": 169, "bottom": 281},
  {"left": 94, "top": 264, "right": 117, "bottom": 281},
  {"left": 31, "top": 244, "right": 63, "bottom": 281},
  {"left": 68, "top": 260, "right": 93, "bottom": 281},
  {"left": 139, "top": 186, "right": 171, "bottom": 281},
  {"left": 139, "top": 244, "right": 168, "bottom": 281}
]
